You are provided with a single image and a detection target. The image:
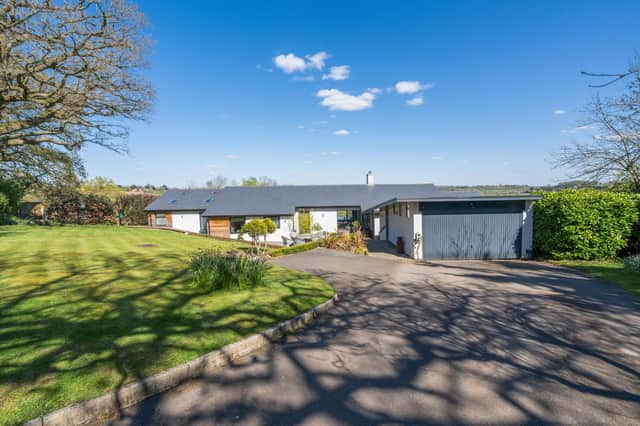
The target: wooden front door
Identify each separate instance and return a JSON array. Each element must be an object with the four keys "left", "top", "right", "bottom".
[{"left": 208, "top": 217, "right": 230, "bottom": 238}]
